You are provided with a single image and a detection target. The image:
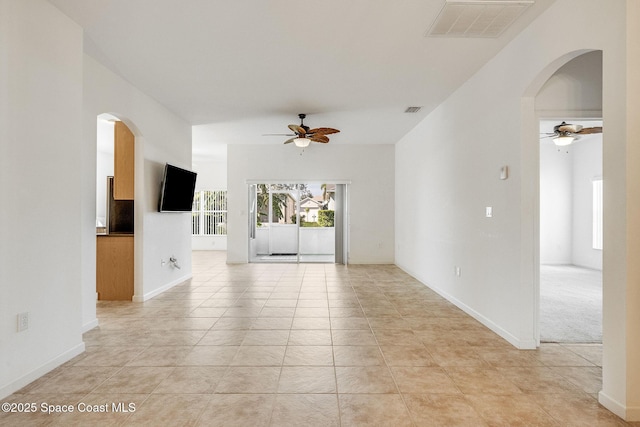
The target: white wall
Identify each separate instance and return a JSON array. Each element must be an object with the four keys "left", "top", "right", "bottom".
[
  {"left": 227, "top": 144, "right": 394, "bottom": 264},
  {"left": 540, "top": 143, "right": 573, "bottom": 264},
  {"left": 624, "top": 3, "right": 640, "bottom": 414},
  {"left": 96, "top": 119, "right": 115, "bottom": 226},
  {"left": 192, "top": 154, "right": 228, "bottom": 251},
  {"left": 535, "top": 51, "right": 603, "bottom": 116},
  {"left": 539, "top": 136, "right": 603, "bottom": 270},
  {"left": 395, "top": 0, "right": 638, "bottom": 418},
  {"left": 571, "top": 137, "right": 603, "bottom": 270},
  {"left": 537, "top": 51, "right": 603, "bottom": 270},
  {"left": 194, "top": 157, "right": 227, "bottom": 190},
  {"left": 0, "top": 0, "right": 85, "bottom": 397},
  {"left": 83, "top": 55, "right": 193, "bottom": 306}
]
